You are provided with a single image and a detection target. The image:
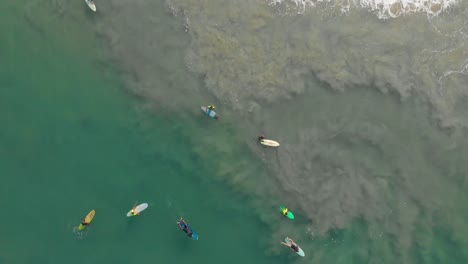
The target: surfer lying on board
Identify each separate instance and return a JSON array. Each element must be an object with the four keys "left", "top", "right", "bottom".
[
  {"left": 177, "top": 218, "right": 193, "bottom": 238},
  {"left": 80, "top": 219, "right": 89, "bottom": 227},
  {"left": 130, "top": 203, "right": 139, "bottom": 216},
  {"left": 206, "top": 105, "right": 219, "bottom": 119},
  {"left": 281, "top": 238, "right": 299, "bottom": 253}
]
